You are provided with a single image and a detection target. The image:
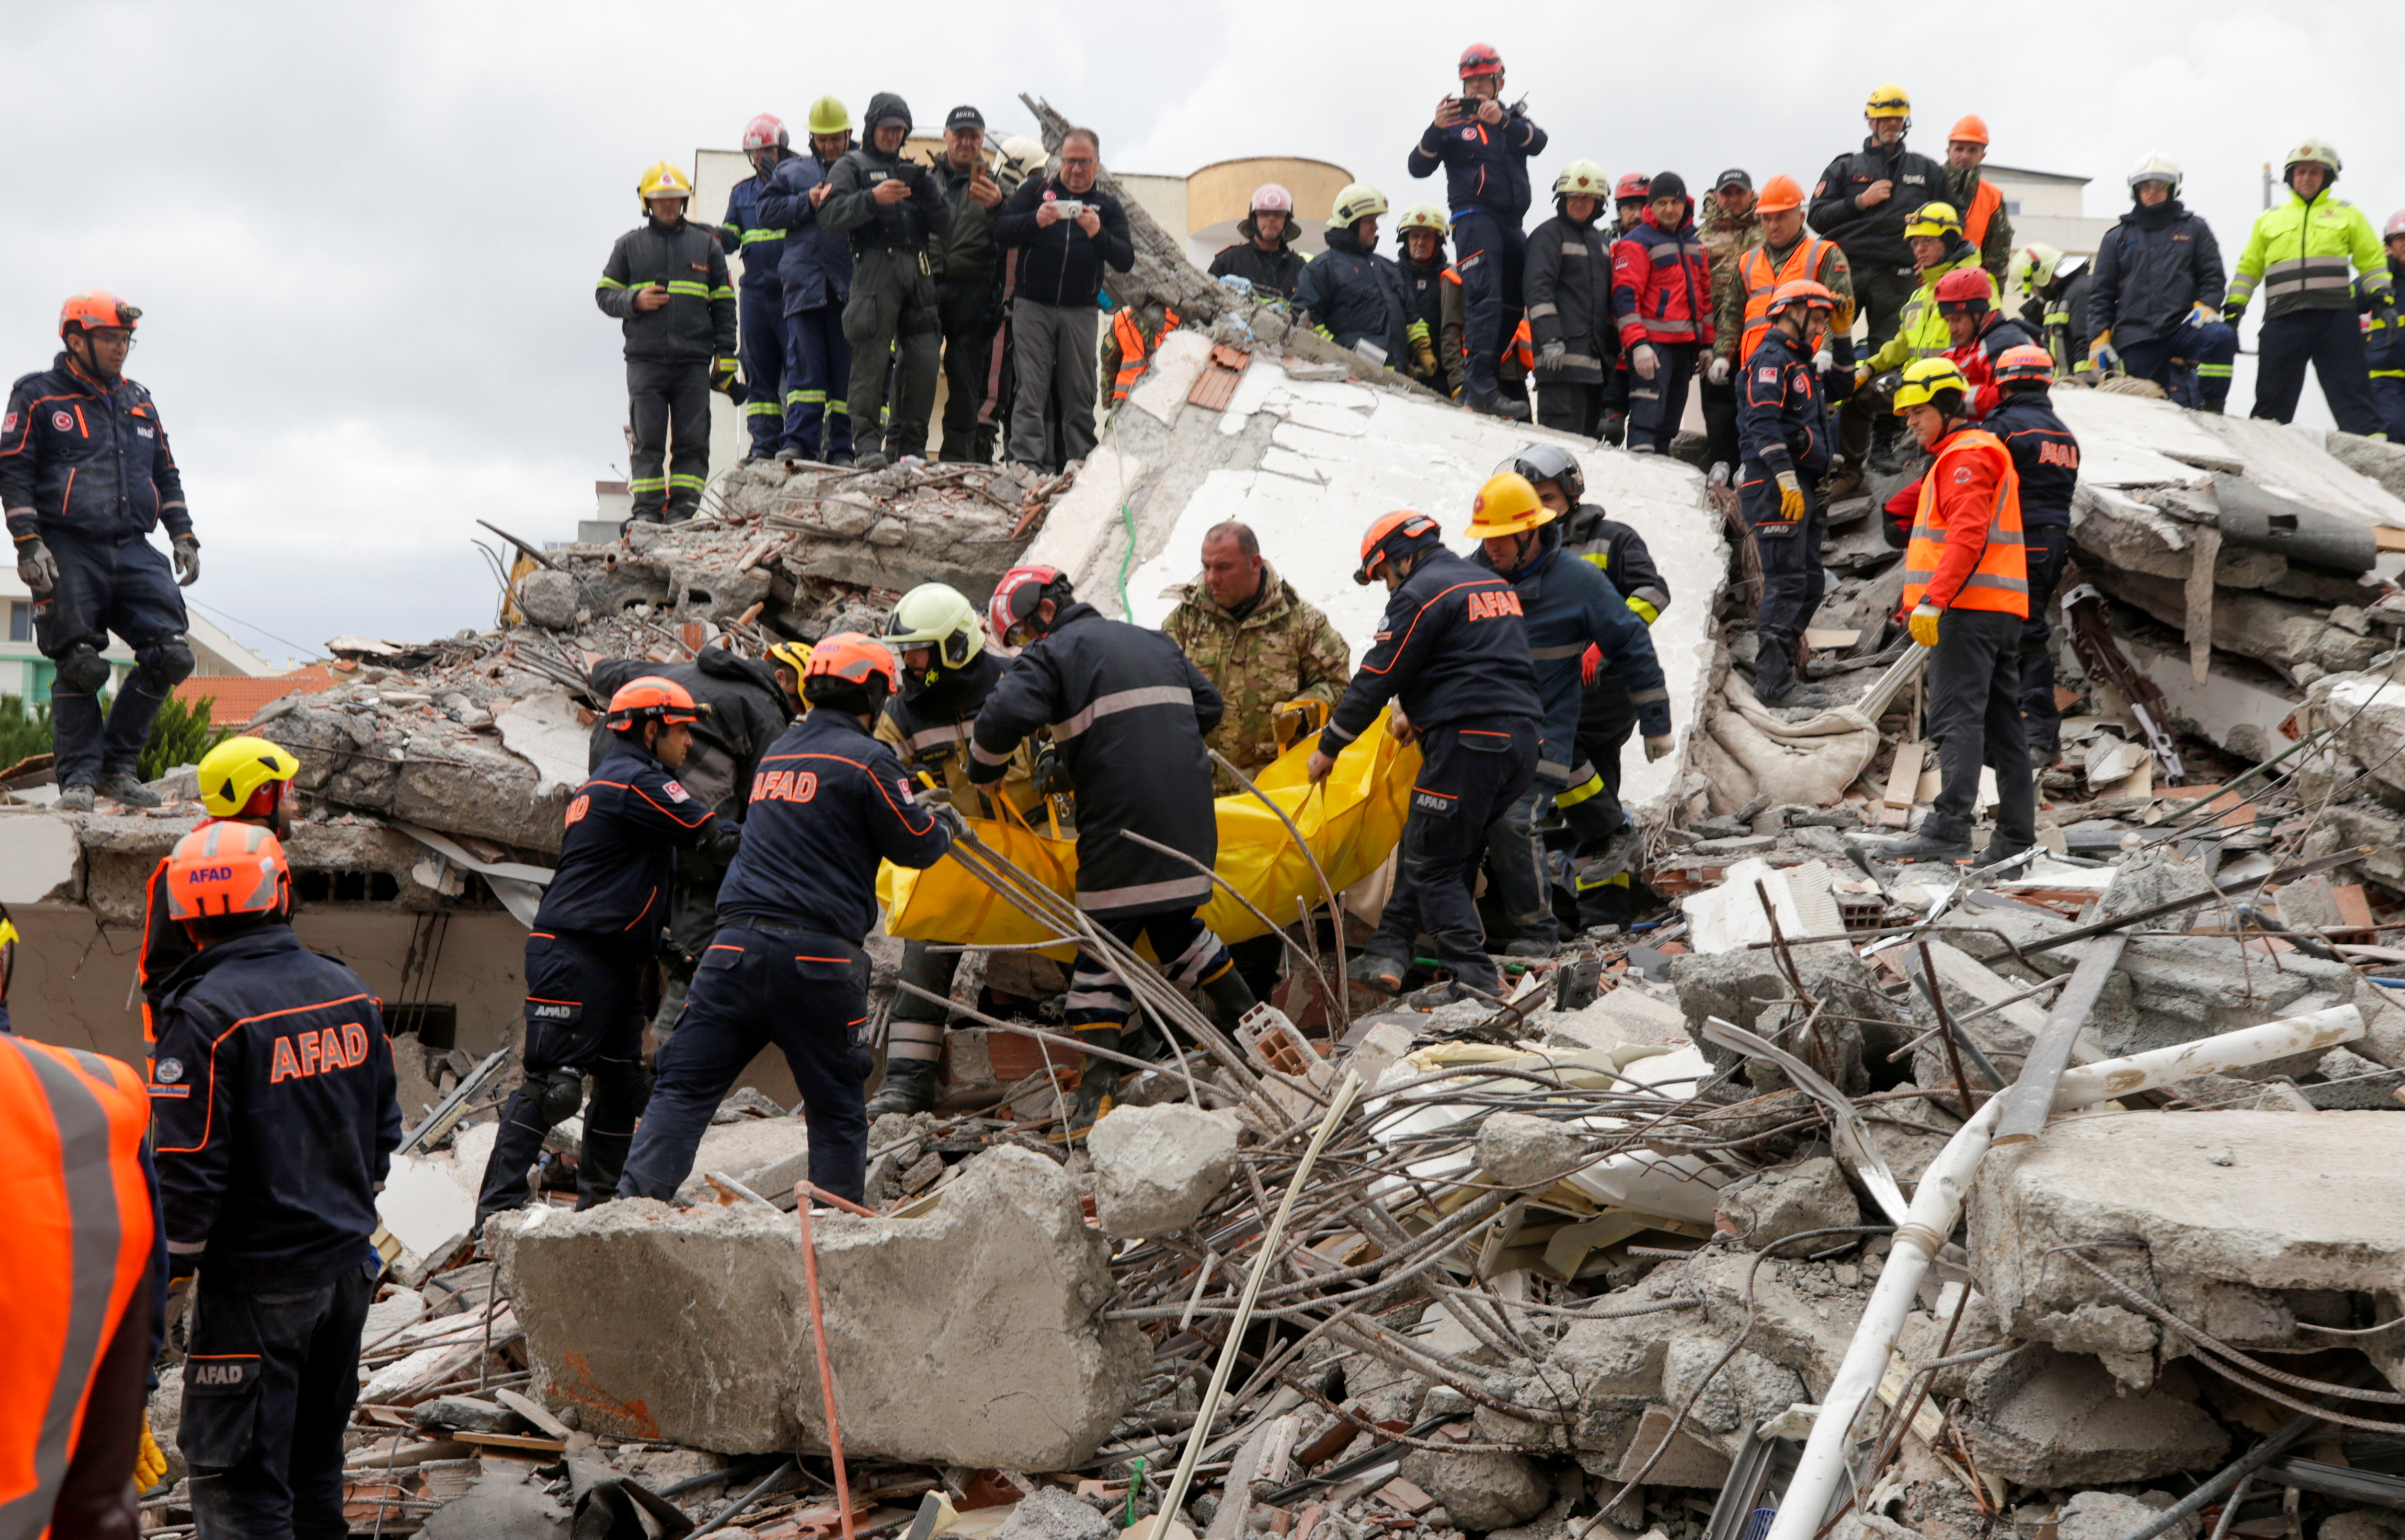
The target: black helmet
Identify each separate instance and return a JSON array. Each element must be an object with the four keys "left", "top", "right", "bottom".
[{"left": 1498, "top": 443, "right": 1584, "bottom": 504}]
